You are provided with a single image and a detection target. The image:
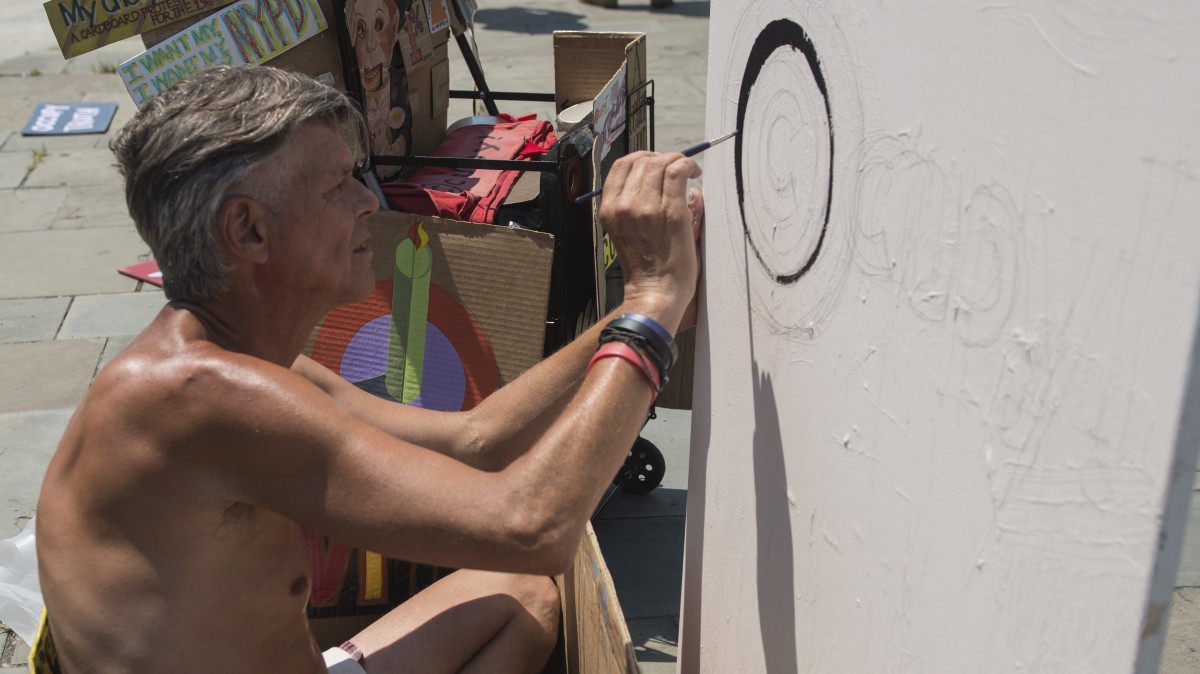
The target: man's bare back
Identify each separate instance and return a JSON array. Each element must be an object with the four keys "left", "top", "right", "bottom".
[
  {"left": 34, "top": 66, "right": 702, "bottom": 673},
  {"left": 38, "top": 308, "right": 327, "bottom": 673}
]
